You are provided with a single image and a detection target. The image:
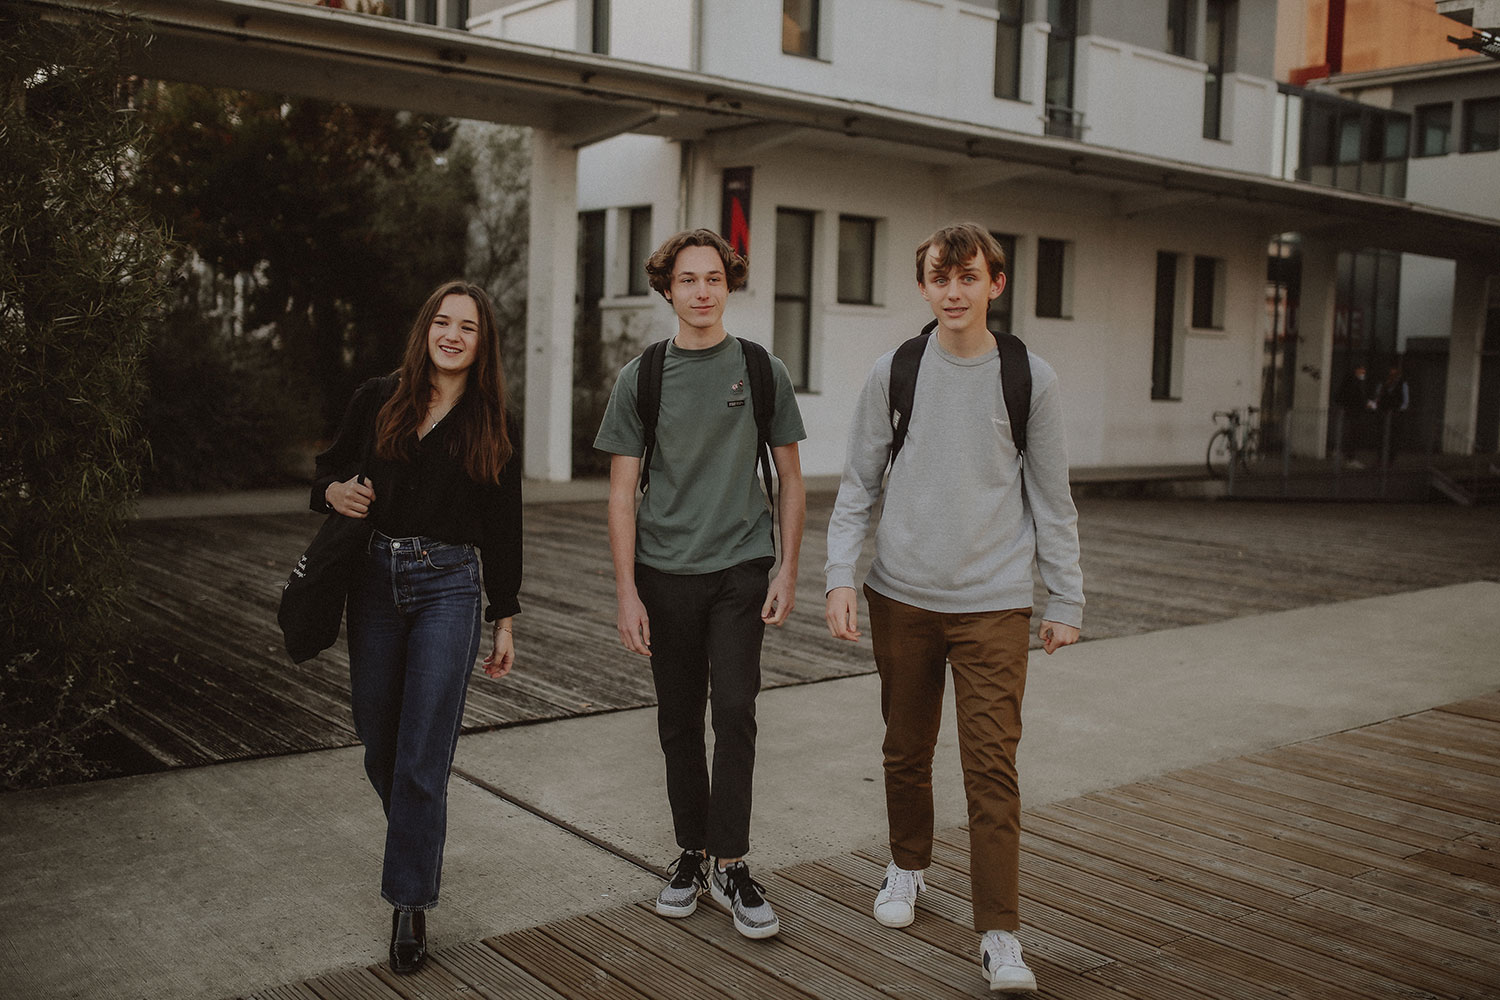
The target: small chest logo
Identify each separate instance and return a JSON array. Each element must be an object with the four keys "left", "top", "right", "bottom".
[
  {"left": 727, "top": 378, "right": 746, "bottom": 407},
  {"left": 730, "top": 379, "right": 745, "bottom": 394}
]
